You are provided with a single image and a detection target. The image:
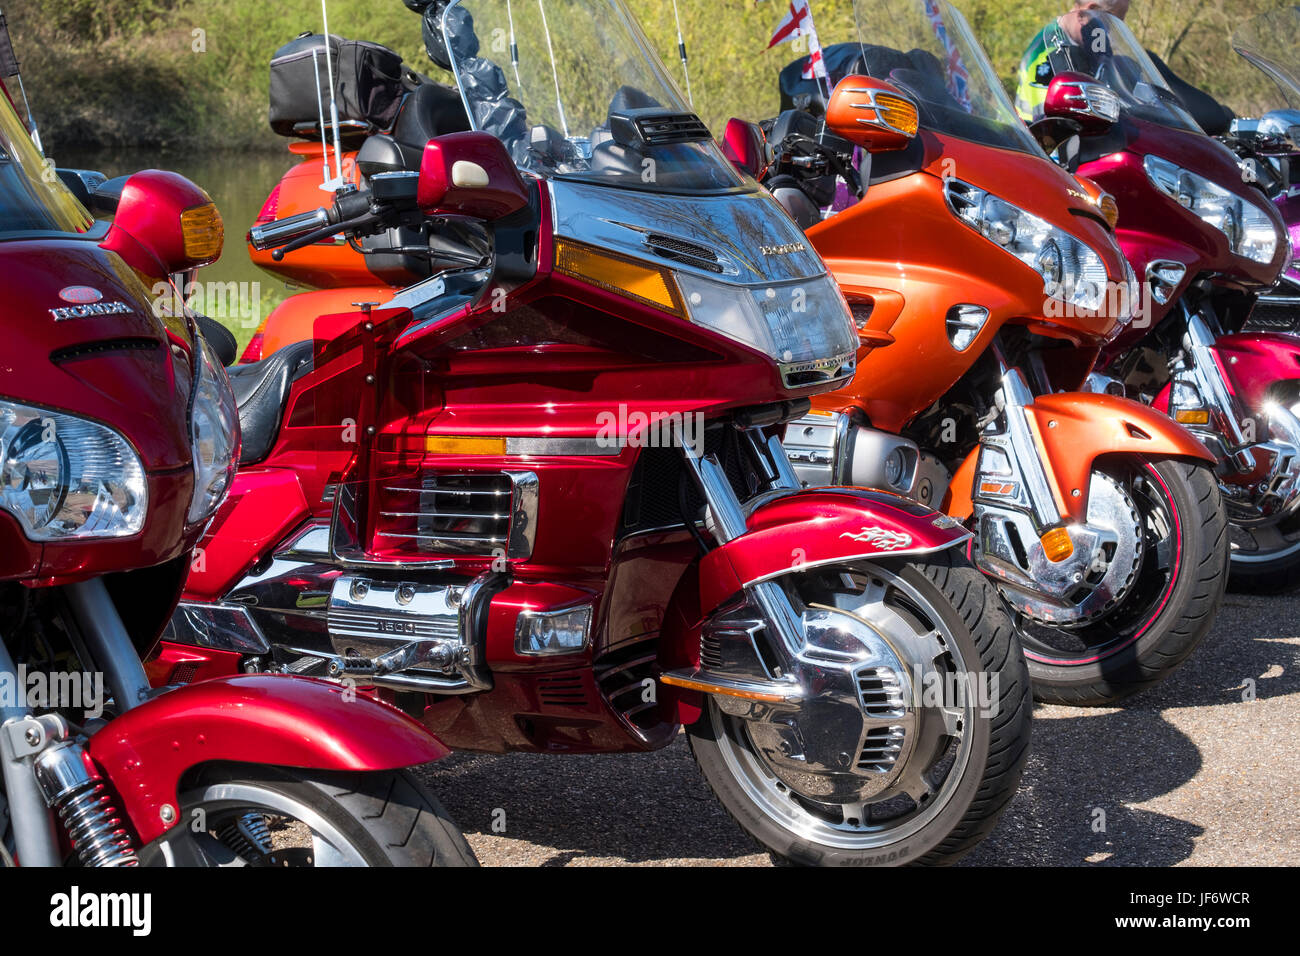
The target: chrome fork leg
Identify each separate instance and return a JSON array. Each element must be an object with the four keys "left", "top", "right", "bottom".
[
  {"left": 0, "top": 639, "right": 61, "bottom": 867},
  {"left": 1179, "top": 307, "right": 1256, "bottom": 473},
  {"left": 678, "top": 426, "right": 806, "bottom": 665},
  {"left": 64, "top": 579, "right": 151, "bottom": 715}
]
